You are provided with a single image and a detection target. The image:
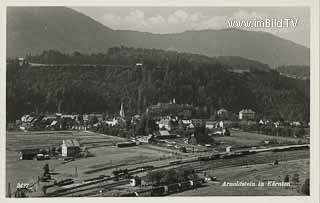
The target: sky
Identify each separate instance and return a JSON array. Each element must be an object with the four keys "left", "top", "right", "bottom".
[{"left": 72, "top": 7, "right": 310, "bottom": 47}]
